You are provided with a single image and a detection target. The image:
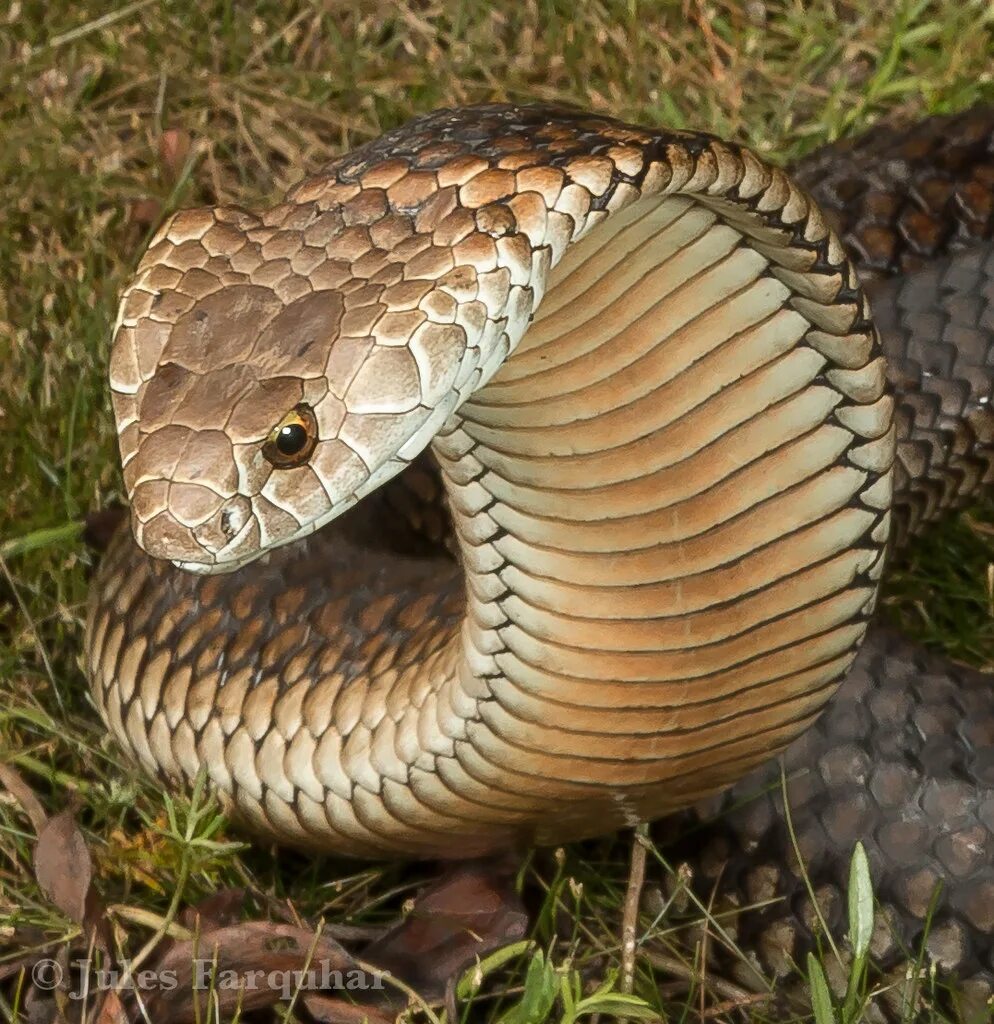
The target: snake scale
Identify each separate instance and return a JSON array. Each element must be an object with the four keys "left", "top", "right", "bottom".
[{"left": 84, "top": 104, "right": 994, "bottom": 1007}]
